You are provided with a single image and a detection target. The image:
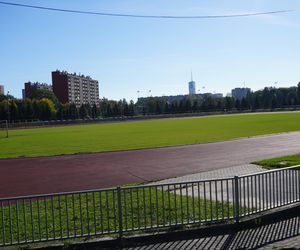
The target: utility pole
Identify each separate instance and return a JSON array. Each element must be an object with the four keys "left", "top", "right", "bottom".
[
  {"left": 5, "top": 120, "right": 8, "bottom": 138},
  {"left": 6, "top": 91, "right": 10, "bottom": 124}
]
